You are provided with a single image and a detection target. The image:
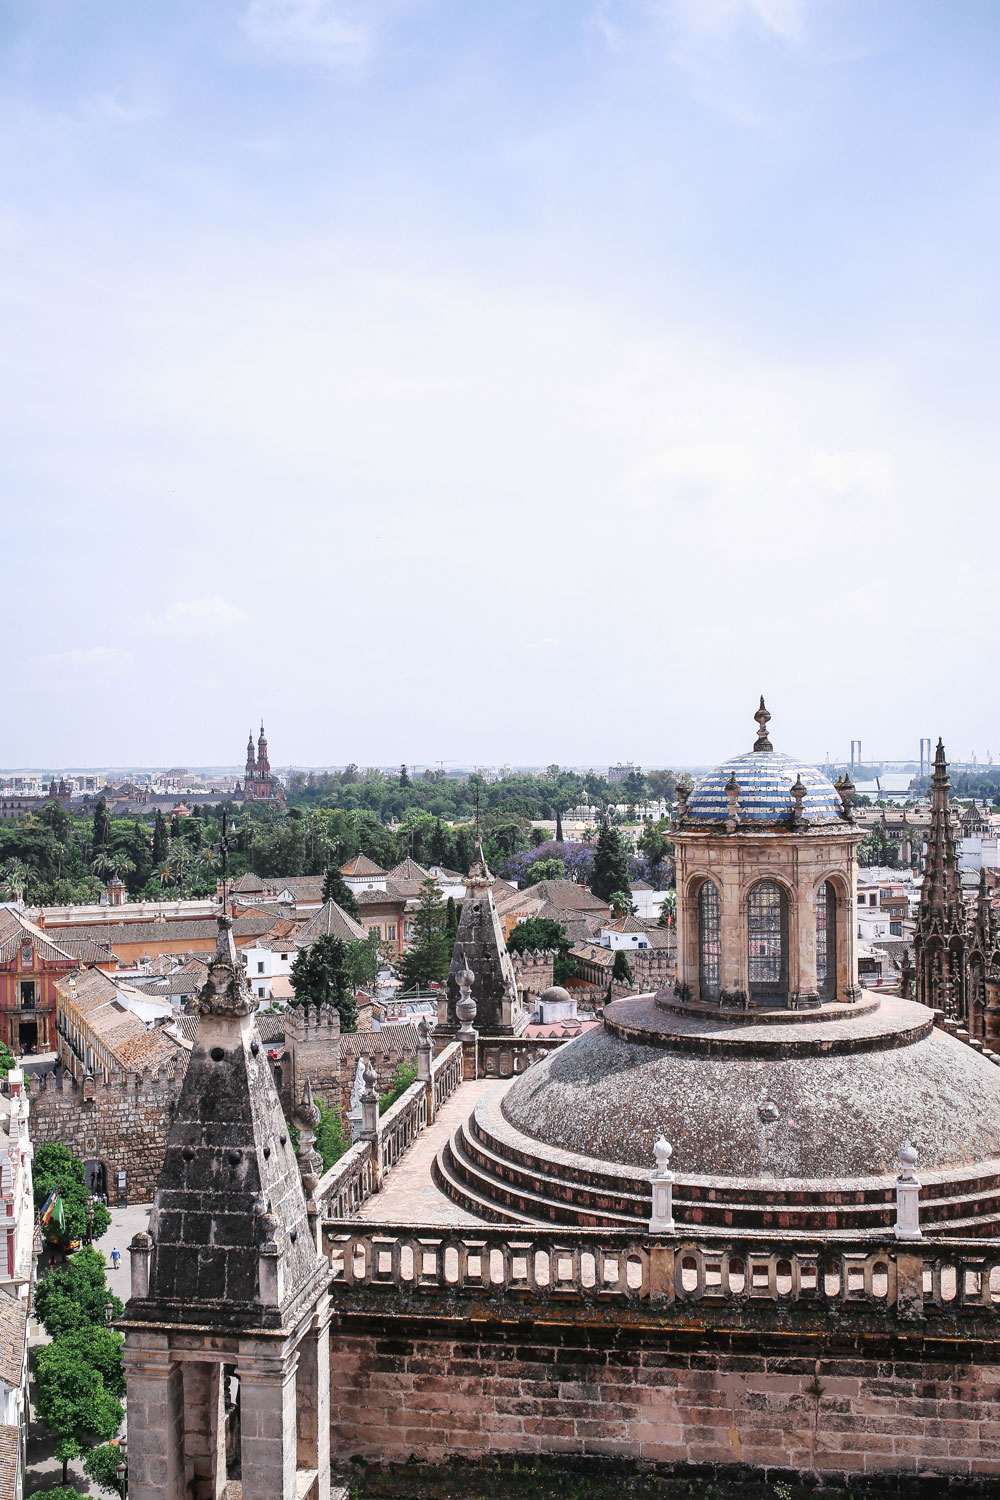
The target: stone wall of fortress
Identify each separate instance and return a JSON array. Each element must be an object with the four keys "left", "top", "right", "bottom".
[{"left": 30, "top": 1066, "right": 184, "bottom": 1202}]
